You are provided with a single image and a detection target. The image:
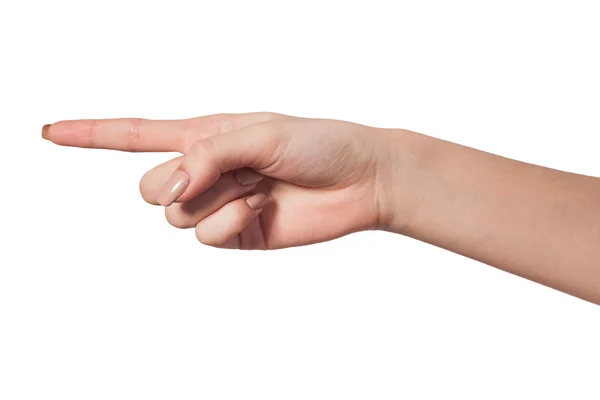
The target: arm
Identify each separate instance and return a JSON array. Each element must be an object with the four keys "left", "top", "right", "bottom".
[
  {"left": 43, "top": 113, "right": 600, "bottom": 304},
  {"left": 379, "top": 129, "right": 600, "bottom": 304}
]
